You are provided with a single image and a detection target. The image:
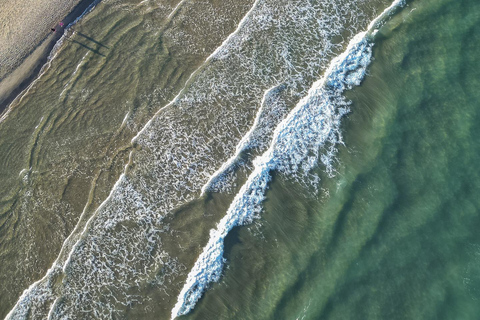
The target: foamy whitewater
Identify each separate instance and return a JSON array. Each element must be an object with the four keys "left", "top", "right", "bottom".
[
  {"left": 171, "top": 0, "right": 406, "bottom": 317},
  {"left": 5, "top": 0, "right": 406, "bottom": 319}
]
